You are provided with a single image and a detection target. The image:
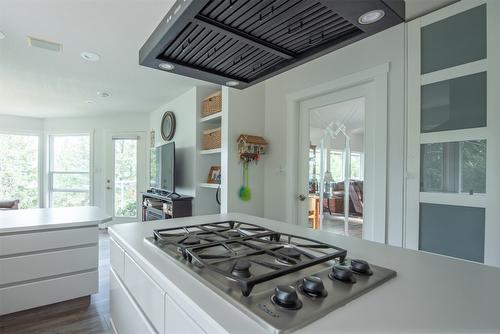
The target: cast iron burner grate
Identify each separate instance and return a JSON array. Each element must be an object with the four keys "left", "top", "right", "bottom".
[{"left": 152, "top": 221, "right": 347, "bottom": 296}]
